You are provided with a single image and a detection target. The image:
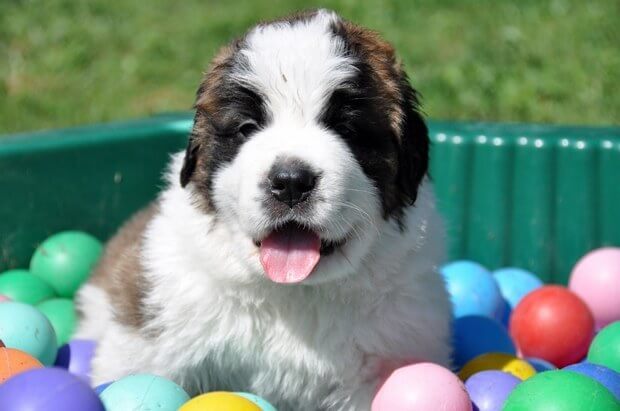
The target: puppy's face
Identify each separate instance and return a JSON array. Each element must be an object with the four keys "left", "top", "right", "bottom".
[{"left": 180, "top": 10, "right": 429, "bottom": 285}]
